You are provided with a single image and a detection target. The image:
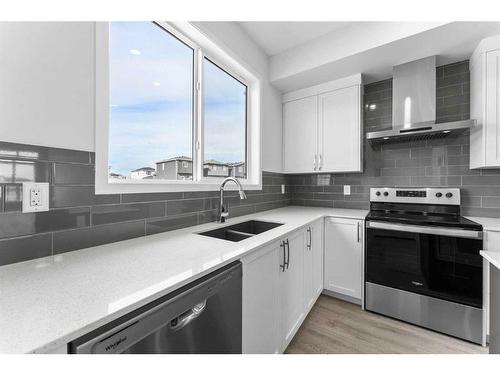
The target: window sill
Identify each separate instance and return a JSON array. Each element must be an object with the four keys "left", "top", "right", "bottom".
[{"left": 95, "top": 179, "right": 262, "bottom": 195}]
